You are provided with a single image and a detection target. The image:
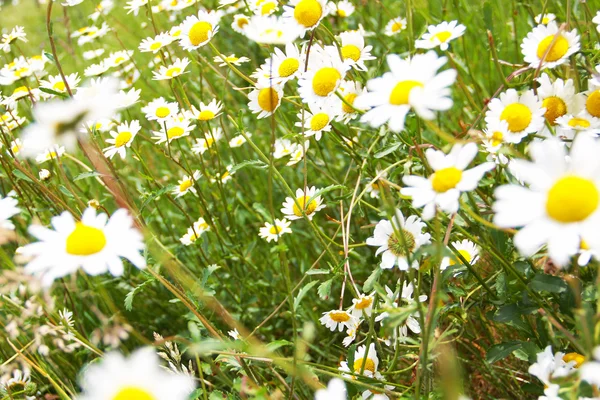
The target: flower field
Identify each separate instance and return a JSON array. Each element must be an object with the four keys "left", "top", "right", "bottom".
[{"left": 1, "top": 0, "right": 600, "bottom": 399}]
